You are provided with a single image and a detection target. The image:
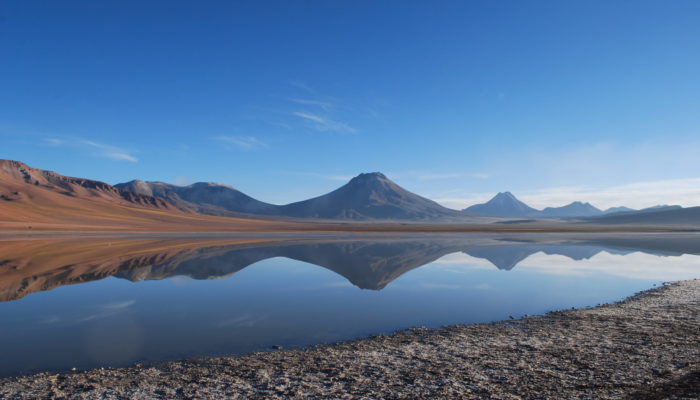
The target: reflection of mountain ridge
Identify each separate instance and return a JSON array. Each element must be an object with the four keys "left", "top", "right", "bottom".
[
  {"left": 463, "top": 244, "right": 631, "bottom": 270},
  {"left": 2, "top": 235, "right": 699, "bottom": 301},
  {"left": 112, "top": 240, "right": 474, "bottom": 290}
]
